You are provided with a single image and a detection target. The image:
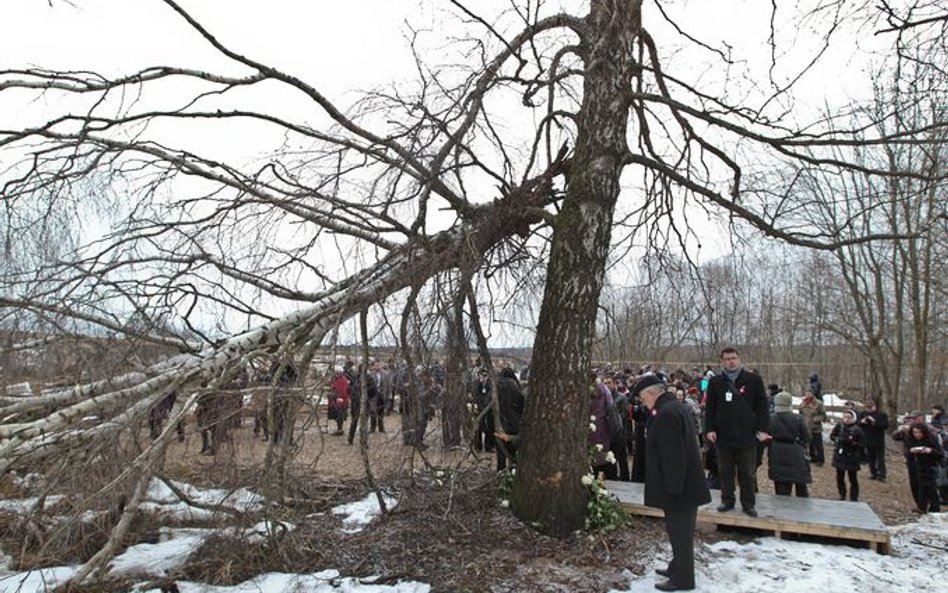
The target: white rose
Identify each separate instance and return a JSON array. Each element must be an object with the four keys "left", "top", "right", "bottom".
[
  {"left": 581, "top": 474, "right": 594, "bottom": 486},
  {"left": 595, "top": 443, "right": 604, "bottom": 452},
  {"left": 589, "top": 422, "right": 597, "bottom": 432},
  {"left": 590, "top": 415, "right": 597, "bottom": 422},
  {"left": 501, "top": 499, "right": 510, "bottom": 508},
  {"left": 605, "top": 451, "right": 616, "bottom": 464}
]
